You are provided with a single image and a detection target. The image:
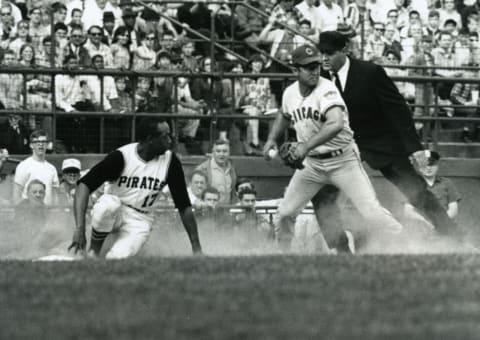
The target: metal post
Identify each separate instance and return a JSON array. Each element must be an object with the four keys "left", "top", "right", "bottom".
[
  {"left": 172, "top": 76, "right": 178, "bottom": 147},
  {"left": 49, "top": 8, "right": 57, "bottom": 151},
  {"left": 432, "top": 82, "right": 440, "bottom": 150},
  {"left": 99, "top": 75, "right": 105, "bottom": 153},
  {"left": 131, "top": 76, "right": 137, "bottom": 142}
]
